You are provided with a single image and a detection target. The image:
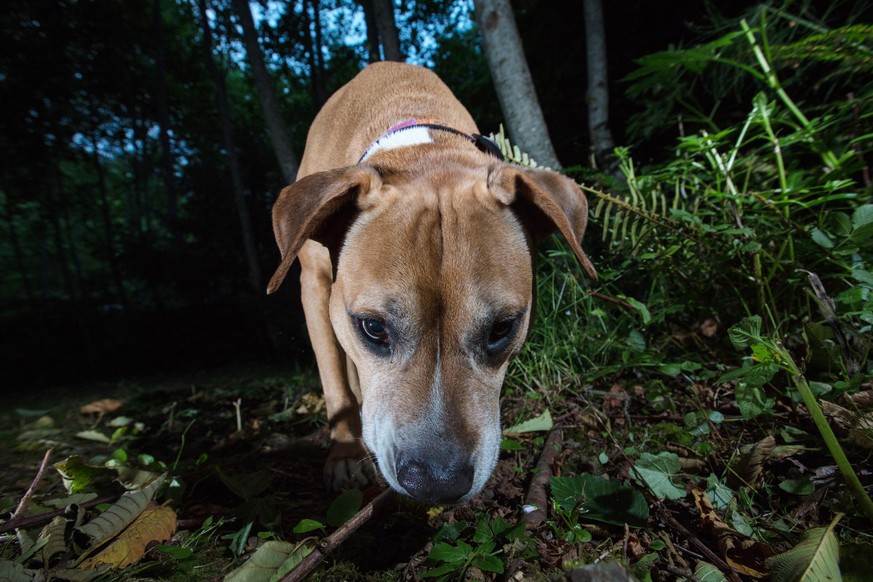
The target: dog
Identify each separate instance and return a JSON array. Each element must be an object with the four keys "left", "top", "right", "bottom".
[{"left": 267, "top": 62, "right": 597, "bottom": 504}]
